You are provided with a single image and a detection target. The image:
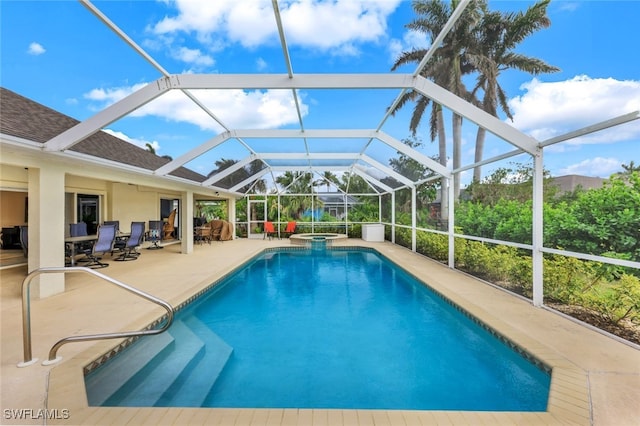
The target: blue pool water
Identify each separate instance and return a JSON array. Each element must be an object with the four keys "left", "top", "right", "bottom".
[{"left": 85, "top": 248, "right": 551, "bottom": 410}]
